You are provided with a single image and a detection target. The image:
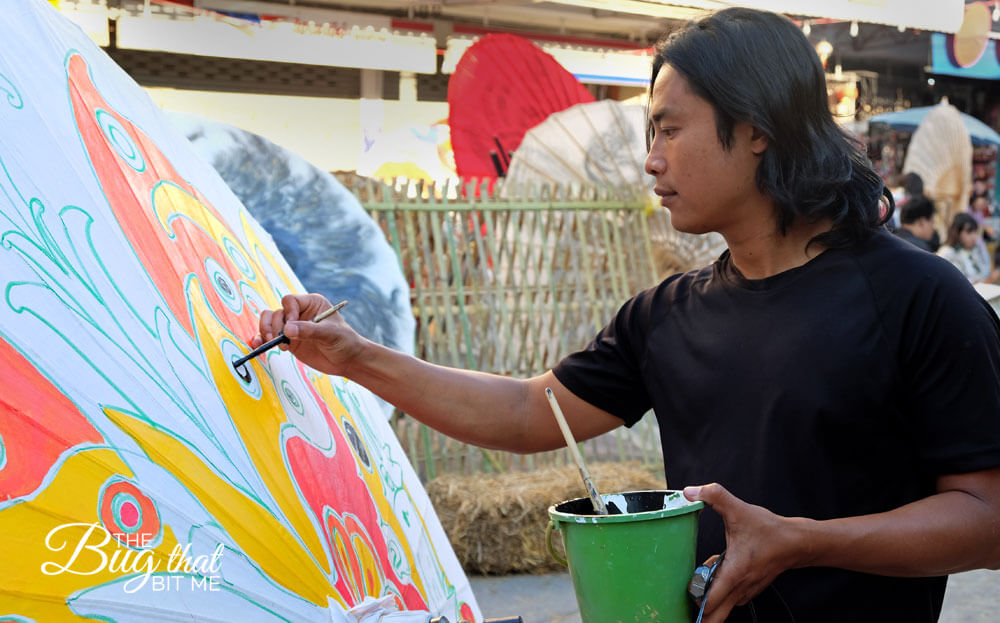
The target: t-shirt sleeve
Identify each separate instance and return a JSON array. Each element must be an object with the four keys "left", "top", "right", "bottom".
[
  {"left": 552, "top": 291, "right": 654, "bottom": 427},
  {"left": 898, "top": 265, "right": 1000, "bottom": 475}
]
